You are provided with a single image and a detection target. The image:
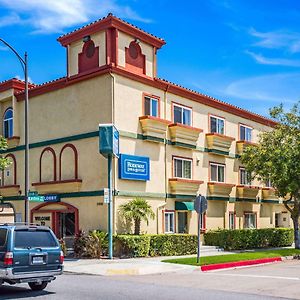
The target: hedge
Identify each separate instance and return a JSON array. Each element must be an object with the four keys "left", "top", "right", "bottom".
[
  {"left": 74, "top": 232, "right": 198, "bottom": 258},
  {"left": 204, "top": 228, "right": 293, "bottom": 250}
]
